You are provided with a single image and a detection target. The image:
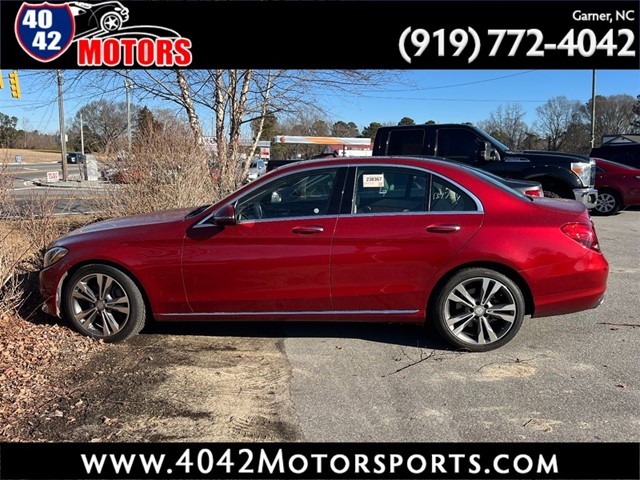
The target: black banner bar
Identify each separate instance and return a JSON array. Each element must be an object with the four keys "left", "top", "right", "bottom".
[
  {"left": 1, "top": 0, "right": 639, "bottom": 69},
  {"left": 1, "top": 442, "right": 639, "bottom": 479}
]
